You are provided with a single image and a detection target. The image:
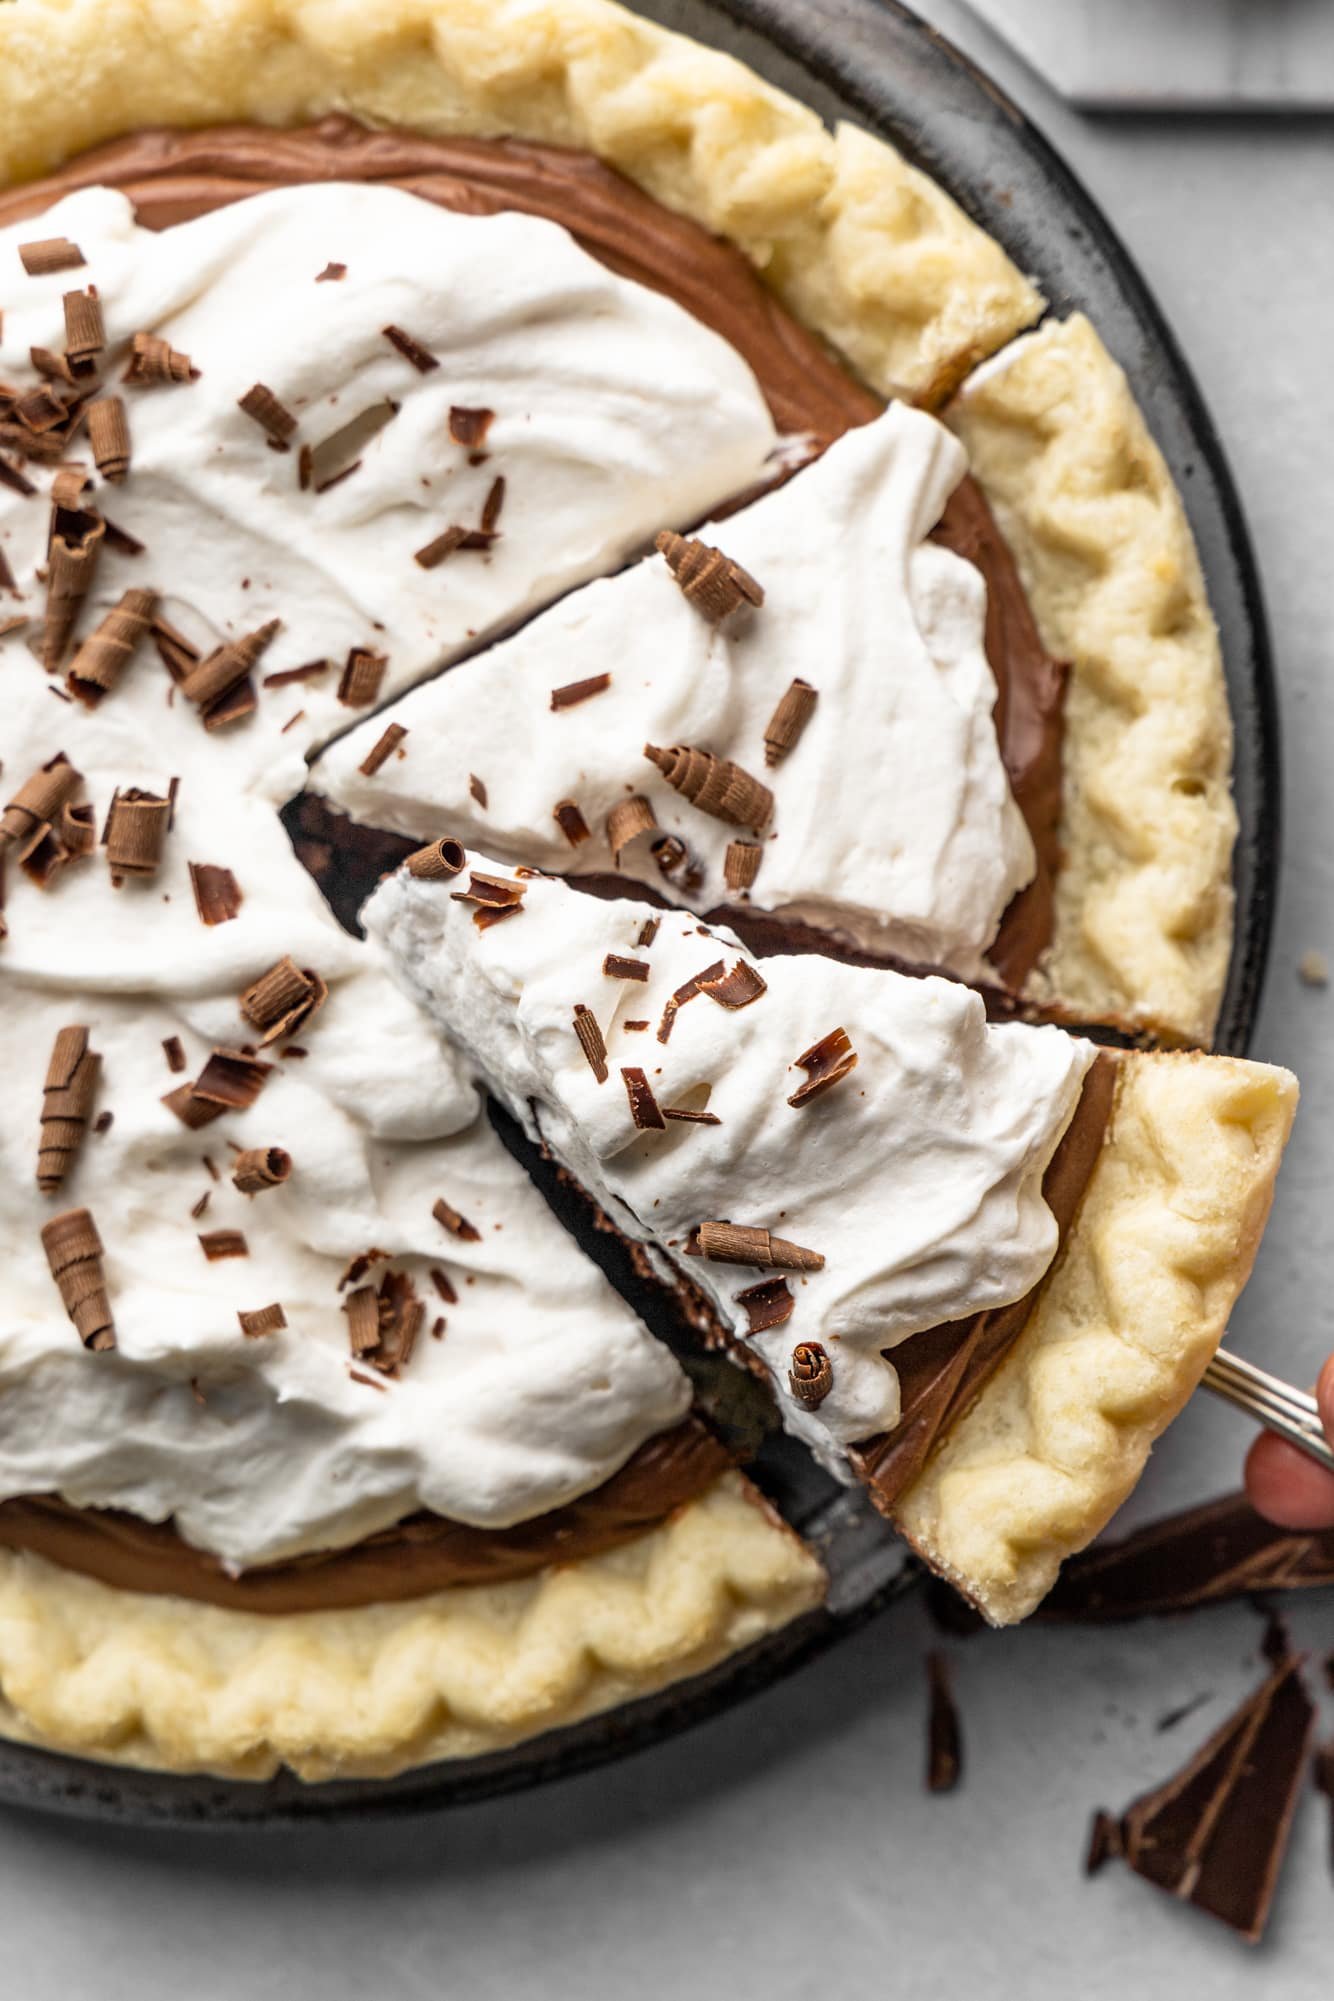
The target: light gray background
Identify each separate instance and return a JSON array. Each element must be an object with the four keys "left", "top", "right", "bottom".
[{"left": 4, "top": 4, "right": 1332, "bottom": 1993}]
